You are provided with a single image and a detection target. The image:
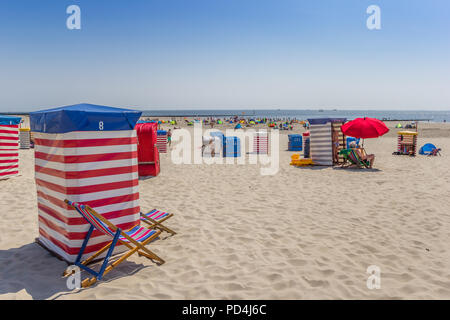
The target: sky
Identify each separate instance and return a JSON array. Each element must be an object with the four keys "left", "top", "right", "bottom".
[{"left": 0, "top": 0, "right": 449, "bottom": 112}]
